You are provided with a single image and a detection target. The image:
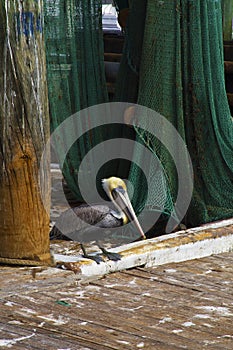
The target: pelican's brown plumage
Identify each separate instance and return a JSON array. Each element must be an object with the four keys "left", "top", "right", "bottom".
[{"left": 50, "top": 177, "right": 146, "bottom": 263}]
